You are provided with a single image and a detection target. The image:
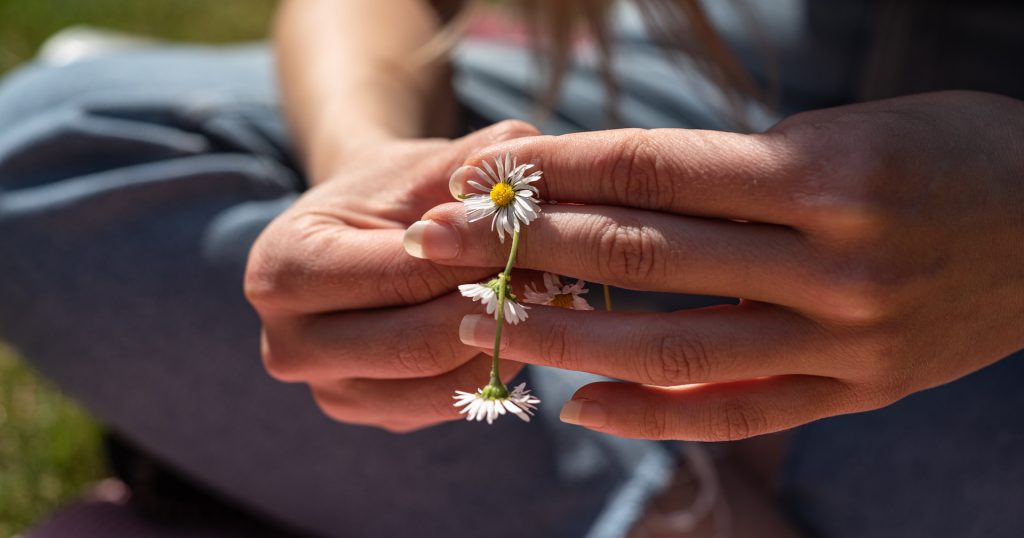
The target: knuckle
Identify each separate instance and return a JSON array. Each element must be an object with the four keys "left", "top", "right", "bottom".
[
  {"left": 594, "top": 218, "right": 660, "bottom": 286},
  {"left": 820, "top": 283, "right": 889, "bottom": 325},
  {"left": 877, "top": 375, "right": 912, "bottom": 405},
  {"left": 380, "top": 262, "right": 436, "bottom": 305},
  {"left": 642, "top": 334, "right": 713, "bottom": 385},
  {"left": 850, "top": 377, "right": 908, "bottom": 412},
  {"left": 244, "top": 221, "right": 343, "bottom": 314},
  {"left": 707, "top": 399, "right": 769, "bottom": 441},
  {"left": 260, "top": 332, "right": 308, "bottom": 382},
  {"left": 490, "top": 119, "right": 541, "bottom": 140},
  {"left": 539, "top": 319, "right": 577, "bottom": 371},
  {"left": 814, "top": 257, "right": 906, "bottom": 324},
  {"left": 609, "top": 130, "right": 674, "bottom": 209},
  {"left": 392, "top": 326, "right": 455, "bottom": 376},
  {"left": 852, "top": 339, "right": 914, "bottom": 404},
  {"left": 310, "top": 386, "right": 359, "bottom": 423},
  {"left": 637, "top": 404, "right": 671, "bottom": 439},
  {"left": 769, "top": 115, "right": 888, "bottom": 230},
  {"left": 243, "top": 238, "right": 288, "bottom": 312}
]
